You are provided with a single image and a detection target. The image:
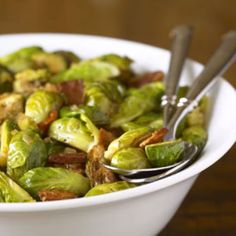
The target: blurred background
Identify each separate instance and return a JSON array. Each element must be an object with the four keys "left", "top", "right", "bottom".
[{"left": 0, "top": 0, "right": 235, "bottom": 235}]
